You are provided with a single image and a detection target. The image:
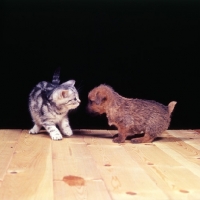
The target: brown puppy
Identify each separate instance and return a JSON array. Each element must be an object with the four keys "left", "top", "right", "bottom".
[{"left": 88, "top": 84, "right": 176, "bottom": 143}]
